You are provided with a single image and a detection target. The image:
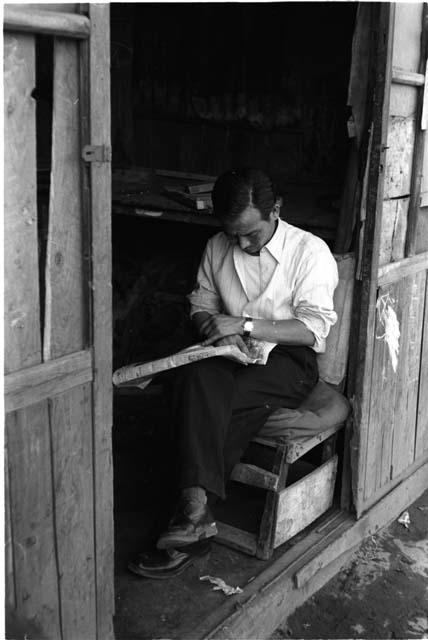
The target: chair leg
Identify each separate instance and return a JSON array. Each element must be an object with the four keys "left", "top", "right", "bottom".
[
  {"left": 256, "top": 445, "right": 289, "bottom": 560},
  {"left": 321, "top": 434, "right": 337, "bottom": 463}
]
